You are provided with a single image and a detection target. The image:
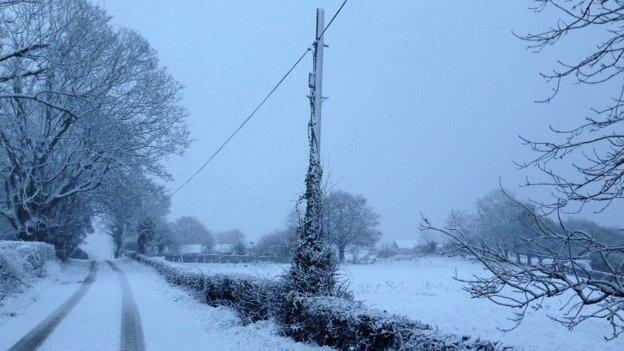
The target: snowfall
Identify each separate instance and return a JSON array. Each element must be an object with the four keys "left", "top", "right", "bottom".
[{"left": 1, "top": 231, "right": 623, "bottom": 351}]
